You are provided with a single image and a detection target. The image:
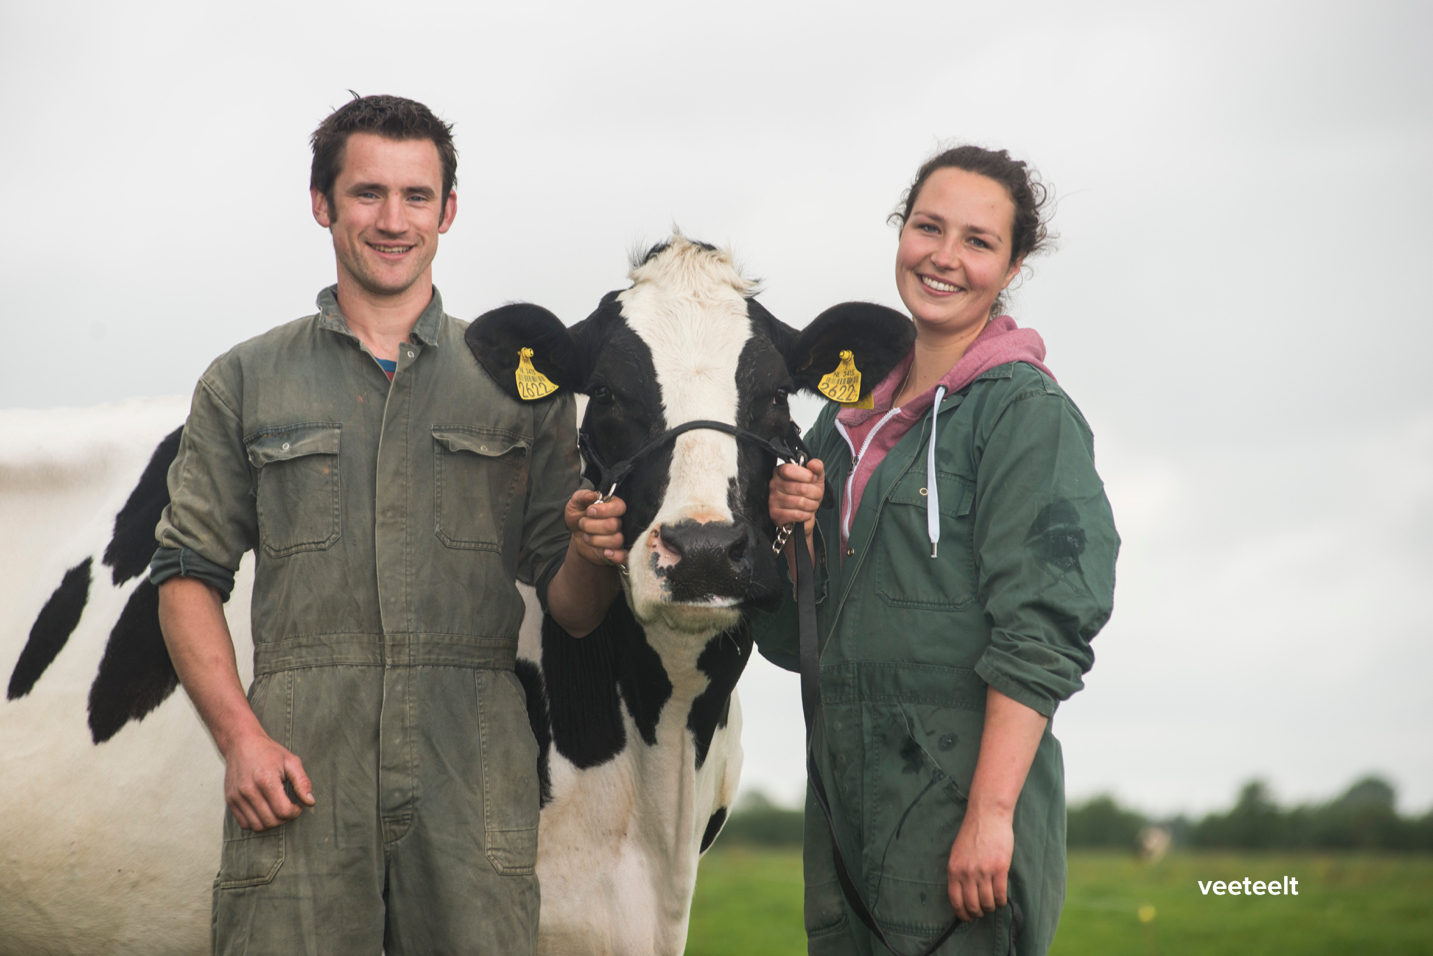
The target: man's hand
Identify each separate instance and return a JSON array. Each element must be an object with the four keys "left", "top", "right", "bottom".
[
  {"left": 946, "top": 805, "right": 1015, "bottom": 921},
  {"left": 159, "top": 576, "right": 319, "bottom": 833},
  {"left": 224, "top": 731, "right": 315, "bottom": 832},
  {"left": 566, "top": 489, "right": 628, "bottom": 568}
]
